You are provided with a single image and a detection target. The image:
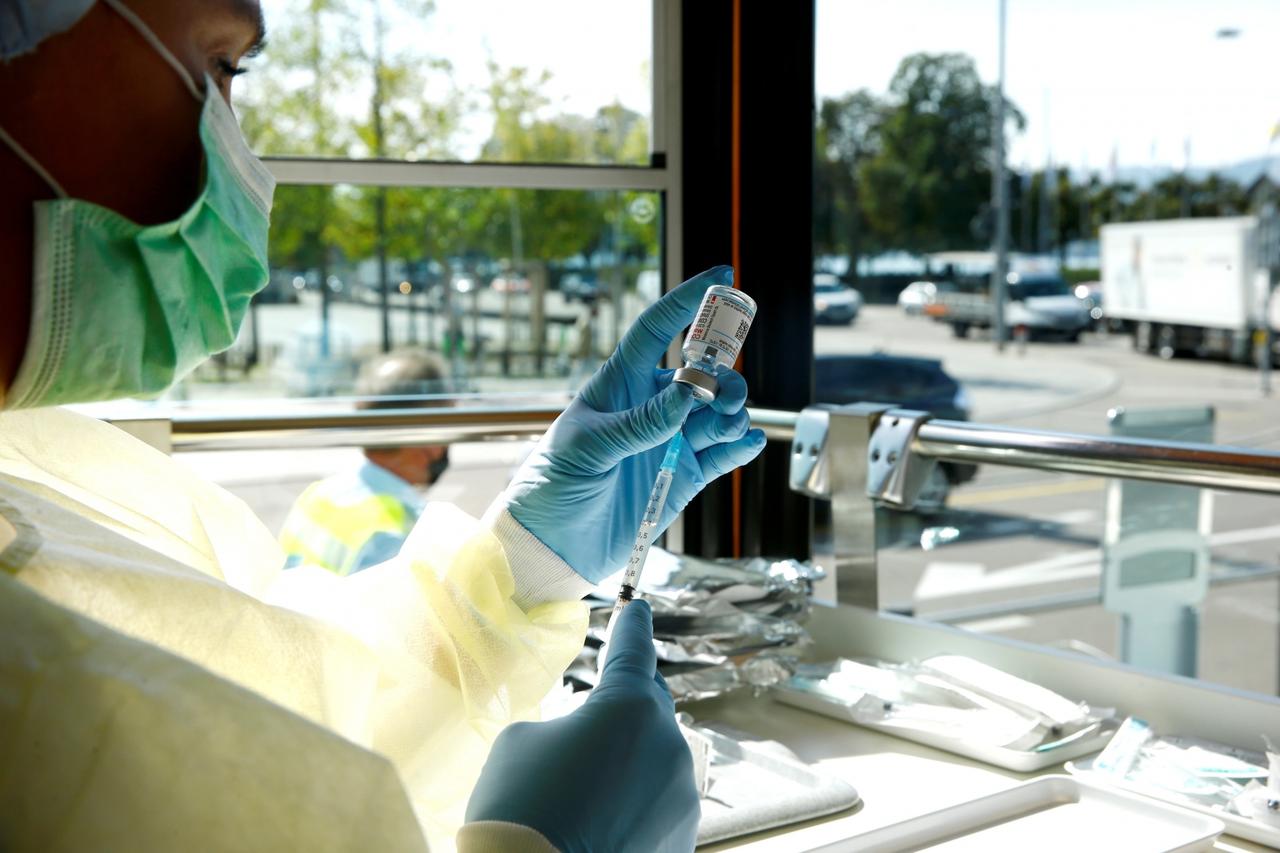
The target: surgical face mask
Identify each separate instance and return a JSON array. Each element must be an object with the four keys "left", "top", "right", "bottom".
[{"left": 0, "top": 0, "right": 275, "bottom": 410}]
